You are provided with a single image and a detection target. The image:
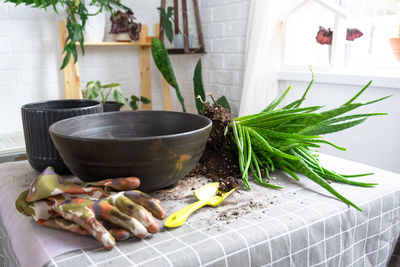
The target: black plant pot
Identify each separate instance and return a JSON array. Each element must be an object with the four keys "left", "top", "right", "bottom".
[
  {"left": 103, "top": 101, "right": 123, "bottom": 112},
  {"left": 21, "top": 99, "right": 103, "bottom": 174}
]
